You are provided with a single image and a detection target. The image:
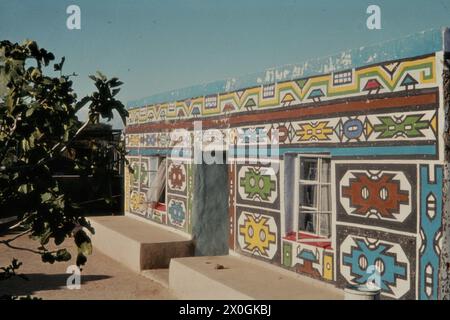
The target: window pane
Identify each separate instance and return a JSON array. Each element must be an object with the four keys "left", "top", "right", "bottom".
[
  {"left": 296, "top": 155, "right": 333, "bottom": 238},
  {"left": 320, "top": 185, "right": 331, "bottom": 211},
  {"left": 321, "top": 158, "right": 331, "bottom": 183},
  {"left": 300, "top": 158, "right": 318, "bottom": 181},
  {"left": 318, "top": 212, "right": 331, "bottom": 237},
  {"left": 300, "top": 185, "right": 317, "bottom": 208},
  {"left": 299, "top": 210, "right": 316, "bottom": 233}
]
